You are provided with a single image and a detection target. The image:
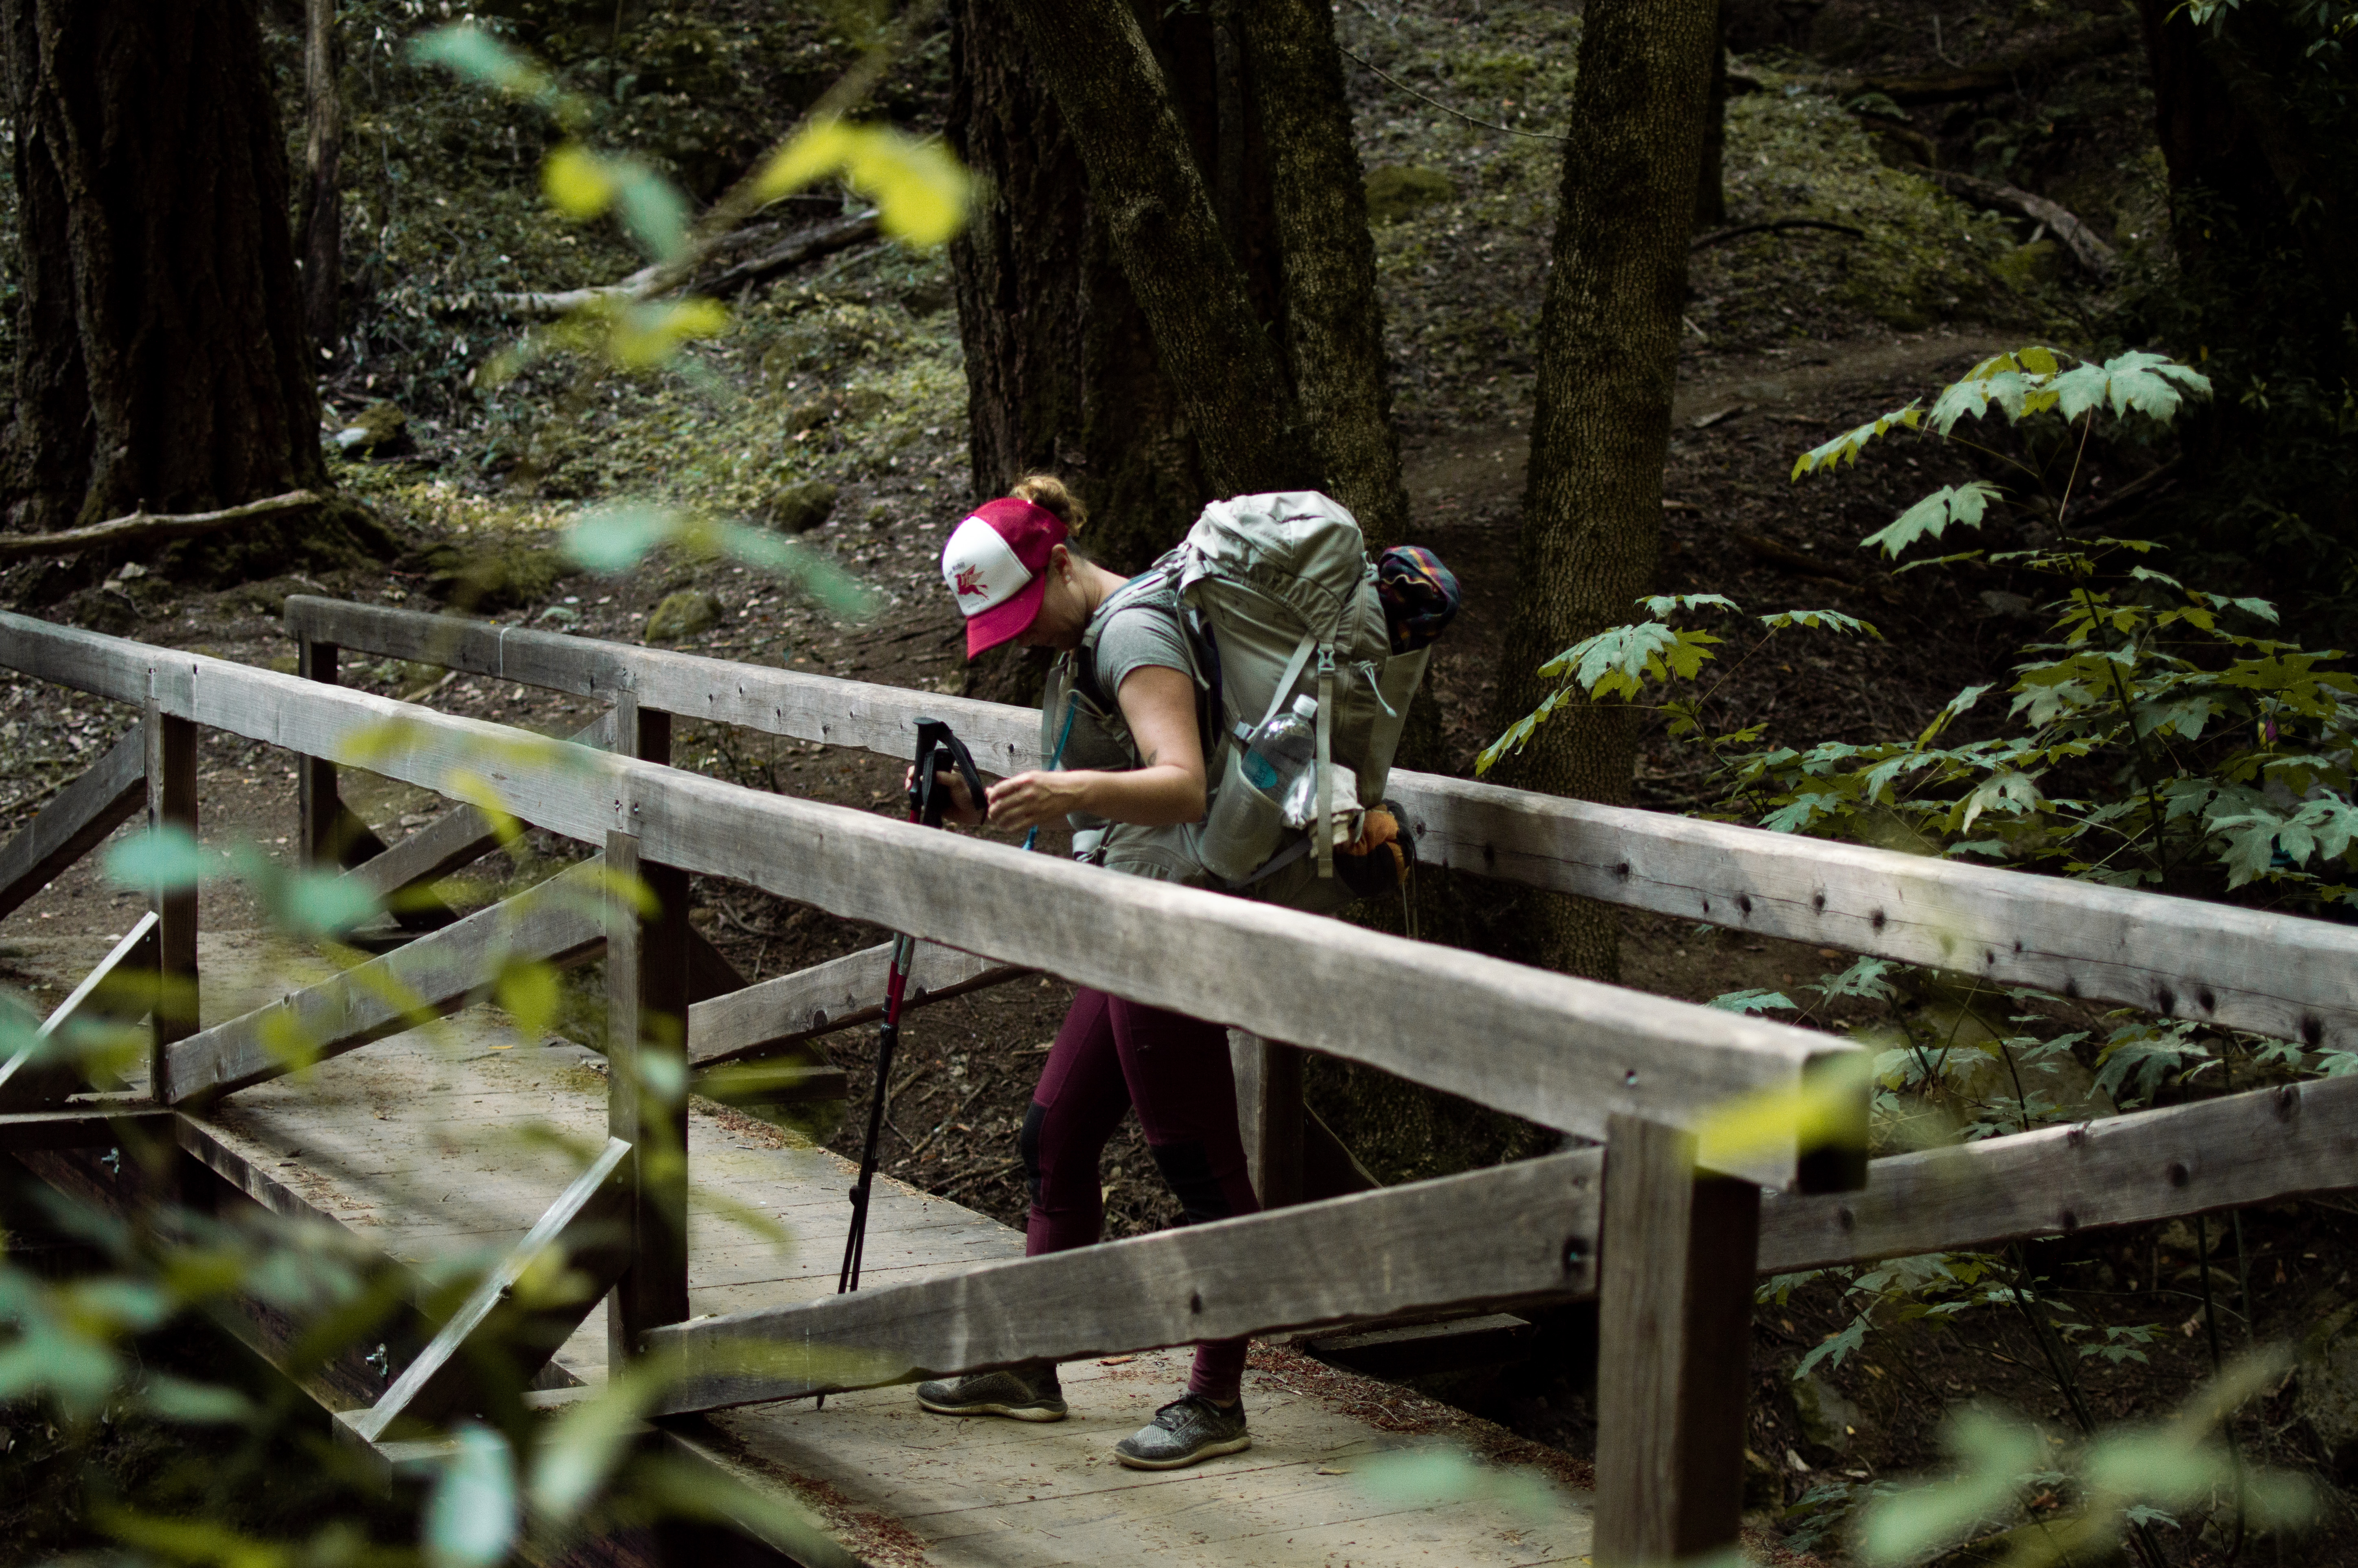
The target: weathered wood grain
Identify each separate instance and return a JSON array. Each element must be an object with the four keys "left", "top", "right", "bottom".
[
  {"left": 158, "top": 860, "right": 609, "bottom": 1103},
  {"left": 40, "top": 912, "right": 160, "bottom": 1041},
  {"left": 283, "top": 596, "right": 1041, "bottom": 777},
  {"left": 0, "top": 722, "right": 145, "bottom": 921},
  {"left": 1391, "top": 772, "right": 2358, "bottom": 1055},
  {"left": 1230, "top": 1032, "right": 1305, "bottom": 1209},
  {"left": 0, "top": 1104, "right": 172, "bottom": 1151},
  {"left": 1593, "top": 1116, "right": 1759, "bottom": 1567},
  {"left": 279, "top": 598, "right": 2358, "bottom": 1049},
  {"left": 298, "top": 635, "right": 342, "bottom": 869},
  {"left": 145, "top": 701, "right": 198, "bottom": 1086},
  {"left": 1761, "top": 1073, "right": 2358, "bottom": 1272},
  {"left": 350, "top": 1137, "right": 633, "bottom": 1439},
  {"left": 606, "top": 828, "right": 691, "bottom": 1364},
  {"left": 342, "top": 802, "right": 504, "bottom": 903},
  {"left": 0, "top": 615, "right": 1854, "bottom": 1186},
  {"left": 641, "top": 1148, "right": 1600, "bottom": 1414},
  {"left": 0, "top": 915, "right": 162, "bottom": 1110},
  {"left": 686, "top": 939, "right": 1025, "bottom": 1068}
]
